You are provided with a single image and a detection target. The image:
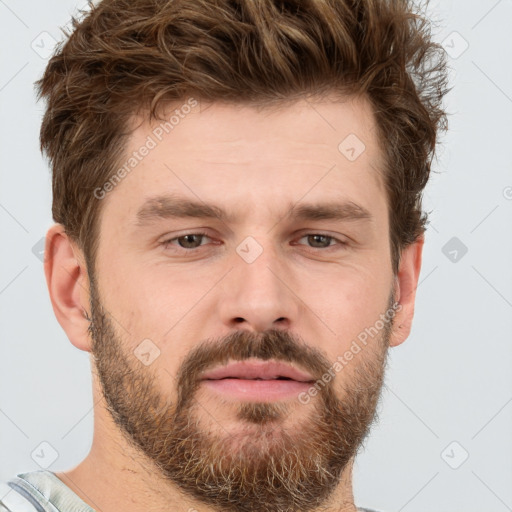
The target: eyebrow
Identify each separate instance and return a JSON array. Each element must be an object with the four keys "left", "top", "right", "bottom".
[{"left": 135, "top": 194, "right": 373, "bottom": 226}]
